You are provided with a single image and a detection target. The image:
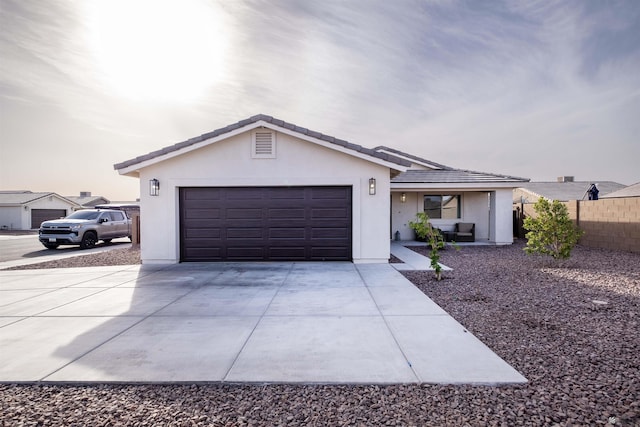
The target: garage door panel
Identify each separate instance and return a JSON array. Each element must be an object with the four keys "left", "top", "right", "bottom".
[
  {"left": 184, "top": 247, "right": 222, "bottom": 258},
  {"left": 226, "top": 247, "right": 264, "bottom": 259},
  {"left": 227, "top": 188, "right": 263, "bottom": 200},
  {"left": 311, "top": 208, "right": 349, "bottom": 219},
  {"left": 268, "top": 247, "right": 307, "bottom": 260},
  {"left": 183, "top": 238, "right": 223, "bottom": 248},
  {"left": 312, "top": 228, "right": 350, "bottom": 239},
  {"left": 183, "top": 208, "right": 221, "bottom": 219},
  {"left": 269, "top": 188, "right": 306, "bottom": 199},
  {"left": 227, "top": 208, "right": 263, "bottom": 219},
  {"left": 180, "top": 187, "right": 351, "bottom": 262},
  {"left": 311, "top": 247, "right": 350, "bottom": 260},
  {"left": 183, "top": 188, "right": 222, "bottom": 200},
  {"left": 268, "top": 208, "right": 305, "bottom": 219},
  {"left": 269, "top": 228, "right": 306, "bottom": 239},
  {"left": 184, "top": 228, "right": 221, "bottom": 239},
  {"left": 227, "top": 228, "right": 264, "bottom": 239}
]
